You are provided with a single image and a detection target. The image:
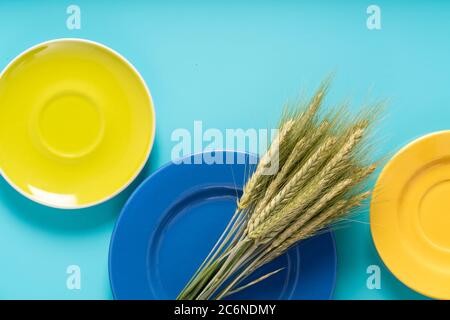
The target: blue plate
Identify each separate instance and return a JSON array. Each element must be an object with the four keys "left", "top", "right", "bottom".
[{"left": 109, "top": 151, "right": 337, "bottom": 300}]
